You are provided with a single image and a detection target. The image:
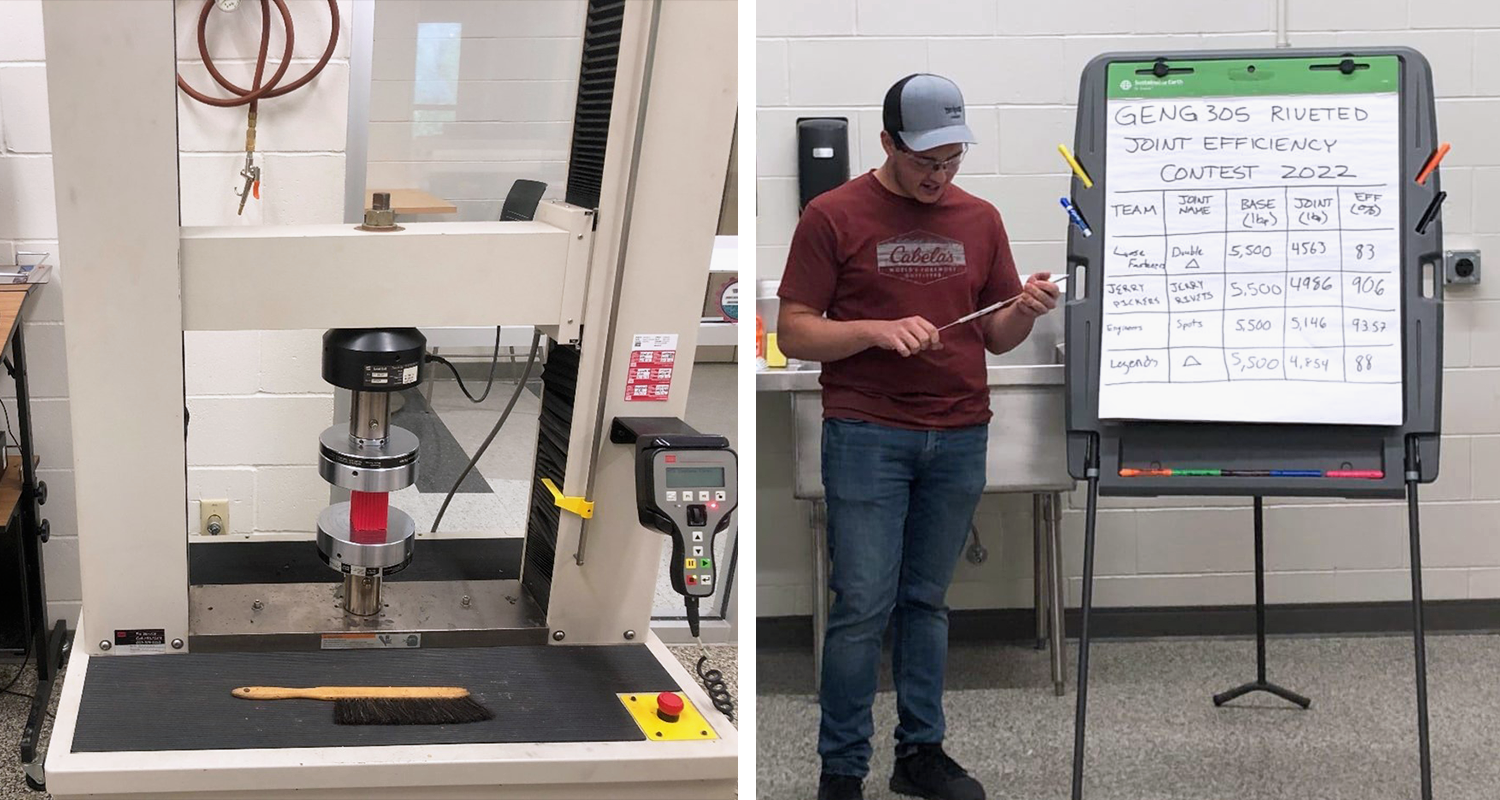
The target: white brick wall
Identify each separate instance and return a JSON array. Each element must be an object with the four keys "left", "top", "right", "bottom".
[
  {"left": 0, "top": 0, "right": 358, "bottom": 624},
  {"left": 758, "top": 0, "right": 1500, "bottom": 616},
  {"left": 367, "top": 0, "right": 585, "bottom": 221},
  {"left": 174, "top": 1, "right": 351, "bottom": 545}
]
